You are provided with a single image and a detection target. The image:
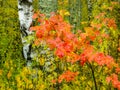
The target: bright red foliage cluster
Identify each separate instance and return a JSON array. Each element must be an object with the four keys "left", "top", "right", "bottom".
[
  {"left": 58, "top": 70, "right": 78, "bottom": 83},
  {"left": 106, "top": 74, "right": 120, "bottom": 90},
  {"left": 30, "top": 12, "right": 119, "bottom": 86}
]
